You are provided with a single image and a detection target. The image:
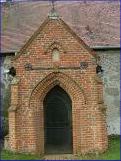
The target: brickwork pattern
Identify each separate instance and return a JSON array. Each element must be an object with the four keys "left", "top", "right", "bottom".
[{"left": 8, "top": 17, "right": 108, "bottom": 154}]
